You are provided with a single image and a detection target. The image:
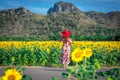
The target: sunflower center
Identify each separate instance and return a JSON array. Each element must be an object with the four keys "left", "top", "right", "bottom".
[
  {"left": 75, "top": 53, "right": 81, "bottom": 58},
  {"left": 86, "top": 51, "right": 90, "bottom": 54},
  {"left": 8, "top": 75, "right": 15, "bottom": 80}
]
